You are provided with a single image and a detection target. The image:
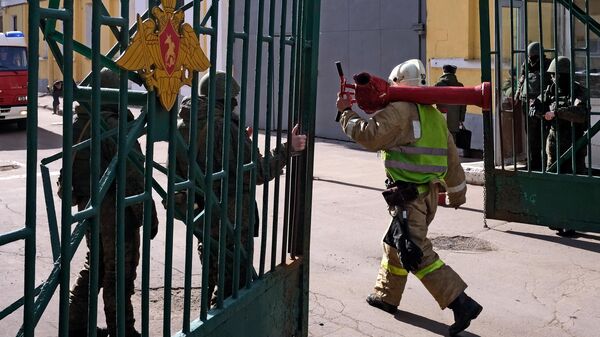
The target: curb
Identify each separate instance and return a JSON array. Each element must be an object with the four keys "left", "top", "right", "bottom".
[{"left": 462, "top": 161, "right": 485, "bottom": 186}]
